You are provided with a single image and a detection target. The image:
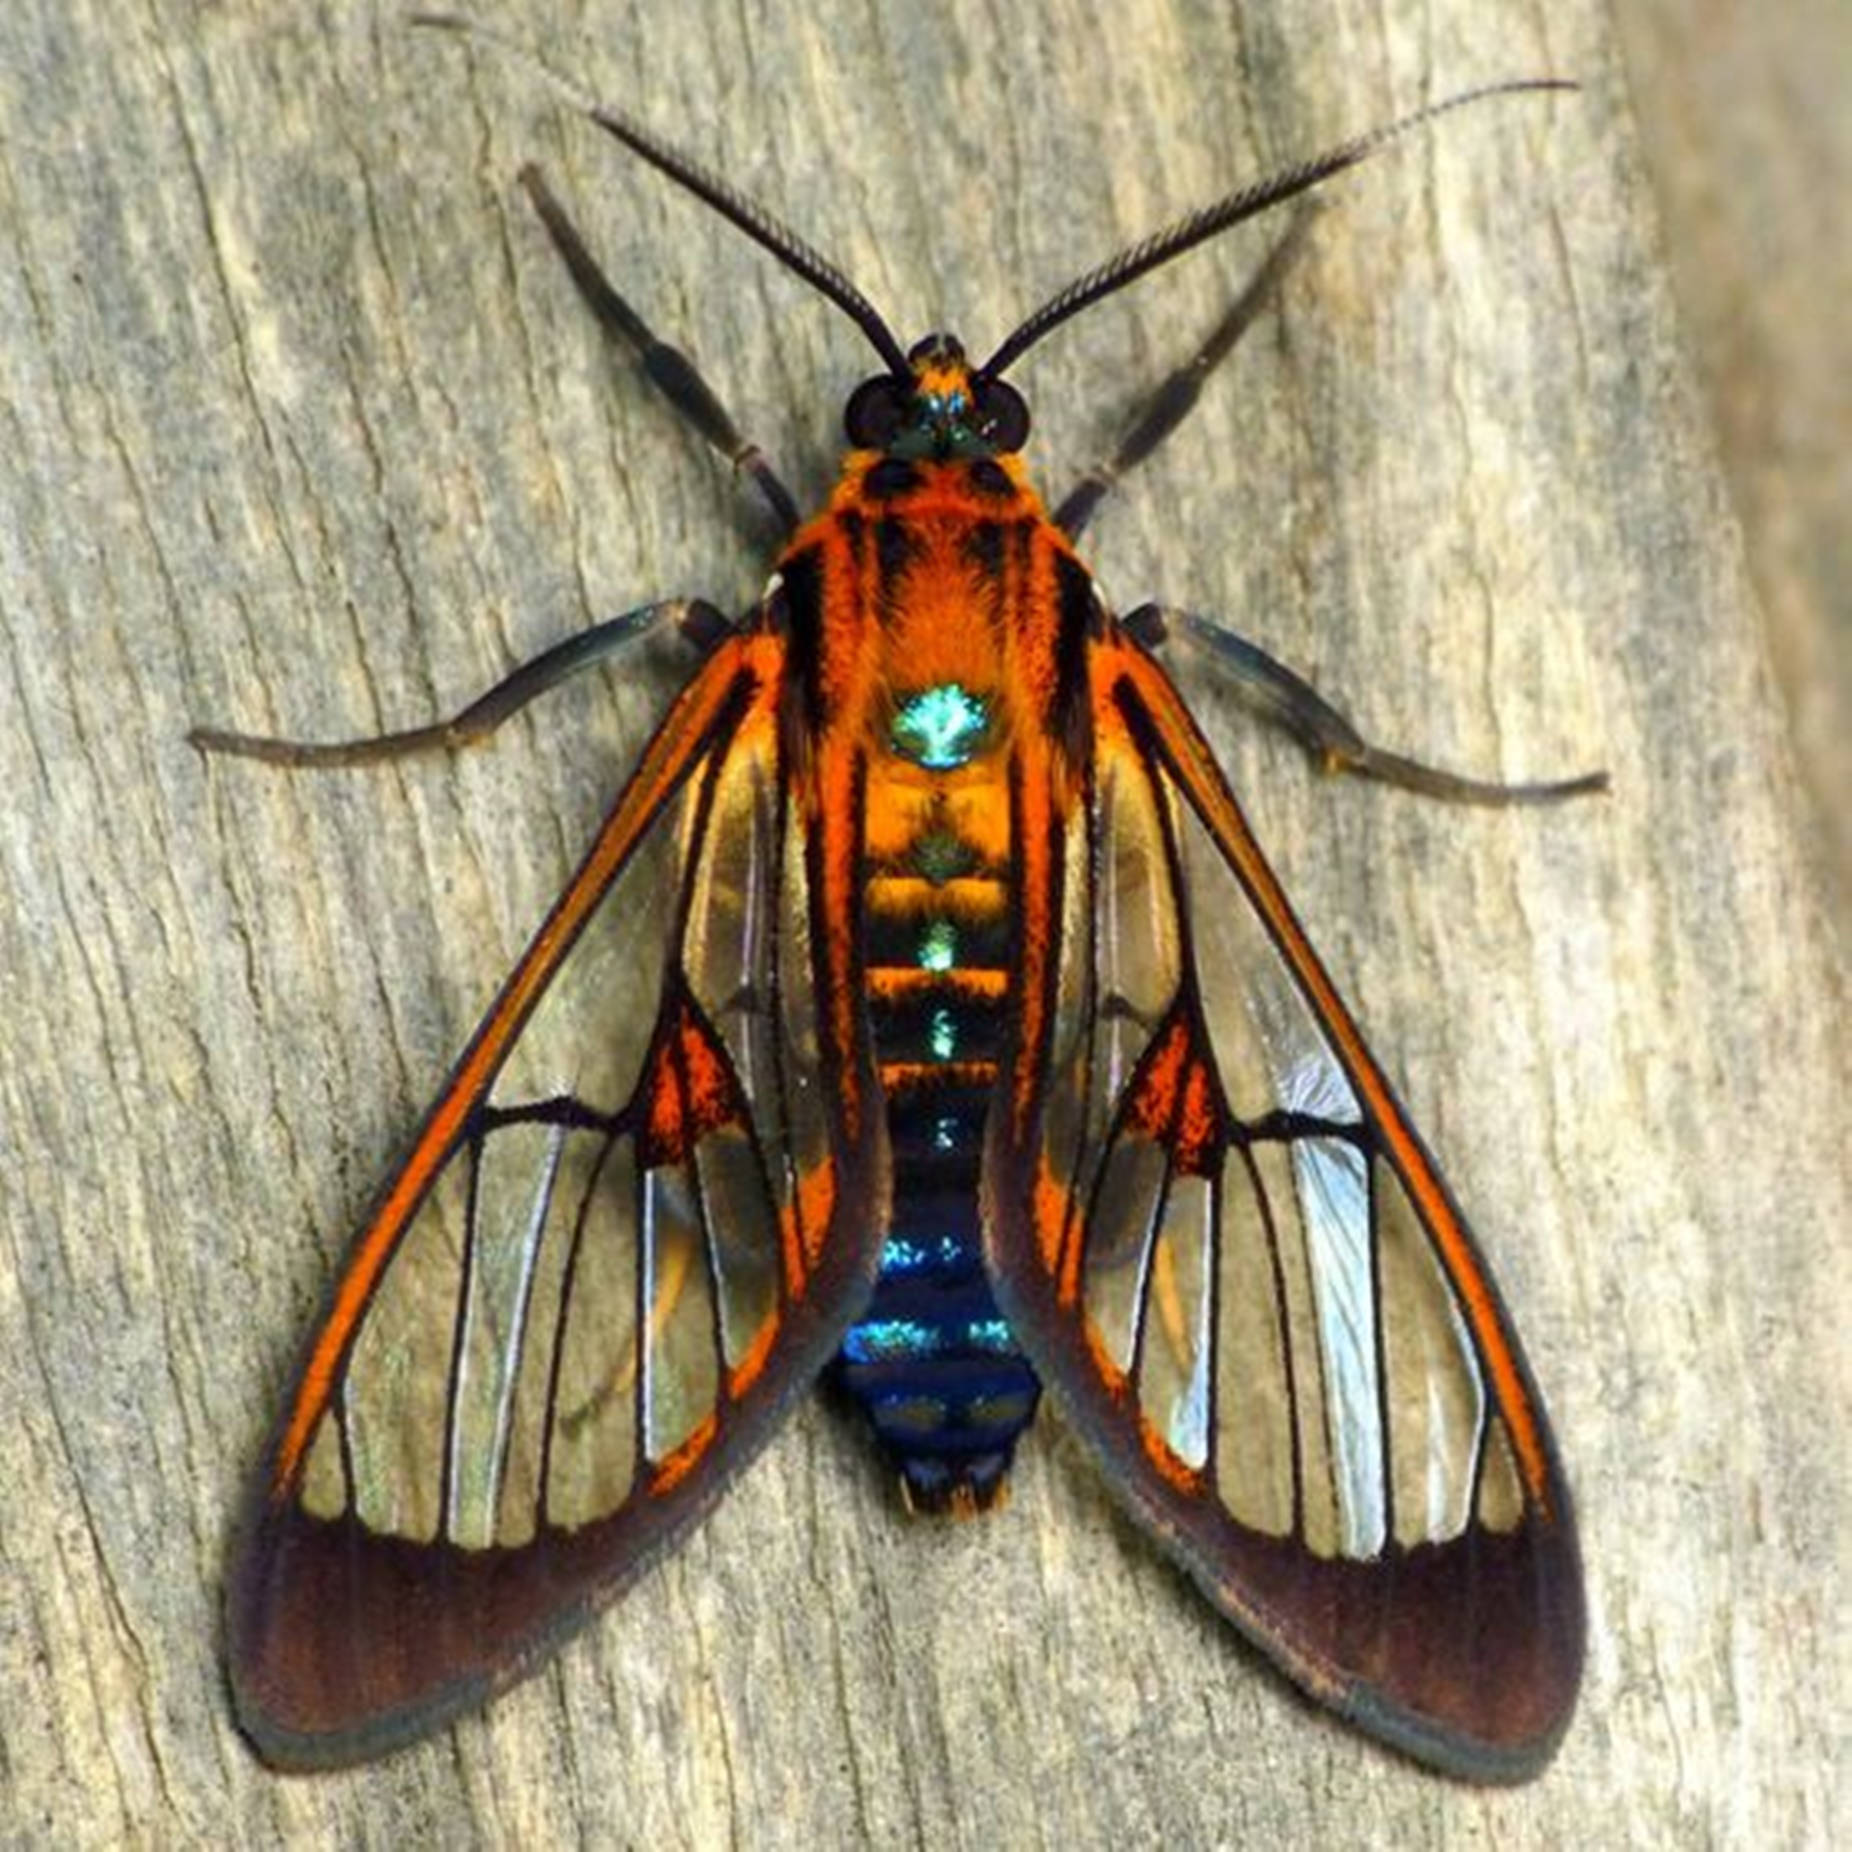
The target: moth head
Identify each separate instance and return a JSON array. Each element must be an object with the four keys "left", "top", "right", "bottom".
[{"left": 844, "top": 334, "right": 1030, "bottom": 460}]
